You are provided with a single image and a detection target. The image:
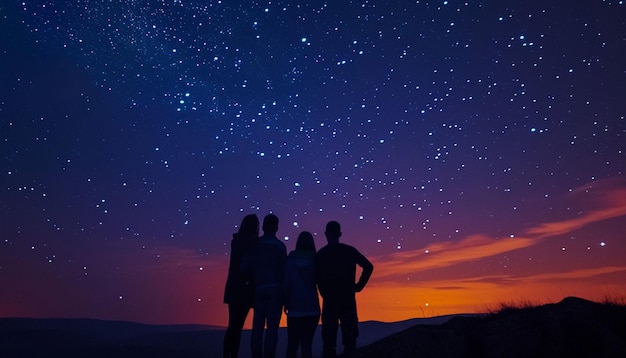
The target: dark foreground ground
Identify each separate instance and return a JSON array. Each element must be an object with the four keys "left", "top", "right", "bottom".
[
  {"left": 1, "top": 297, "right": 625, "bottom": 357},
  {"left": 356, "top": 296, "right": 626, "bottom": 358},
  {"left": 0, "top": 313, "right": 432, "bottom": 358}
]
